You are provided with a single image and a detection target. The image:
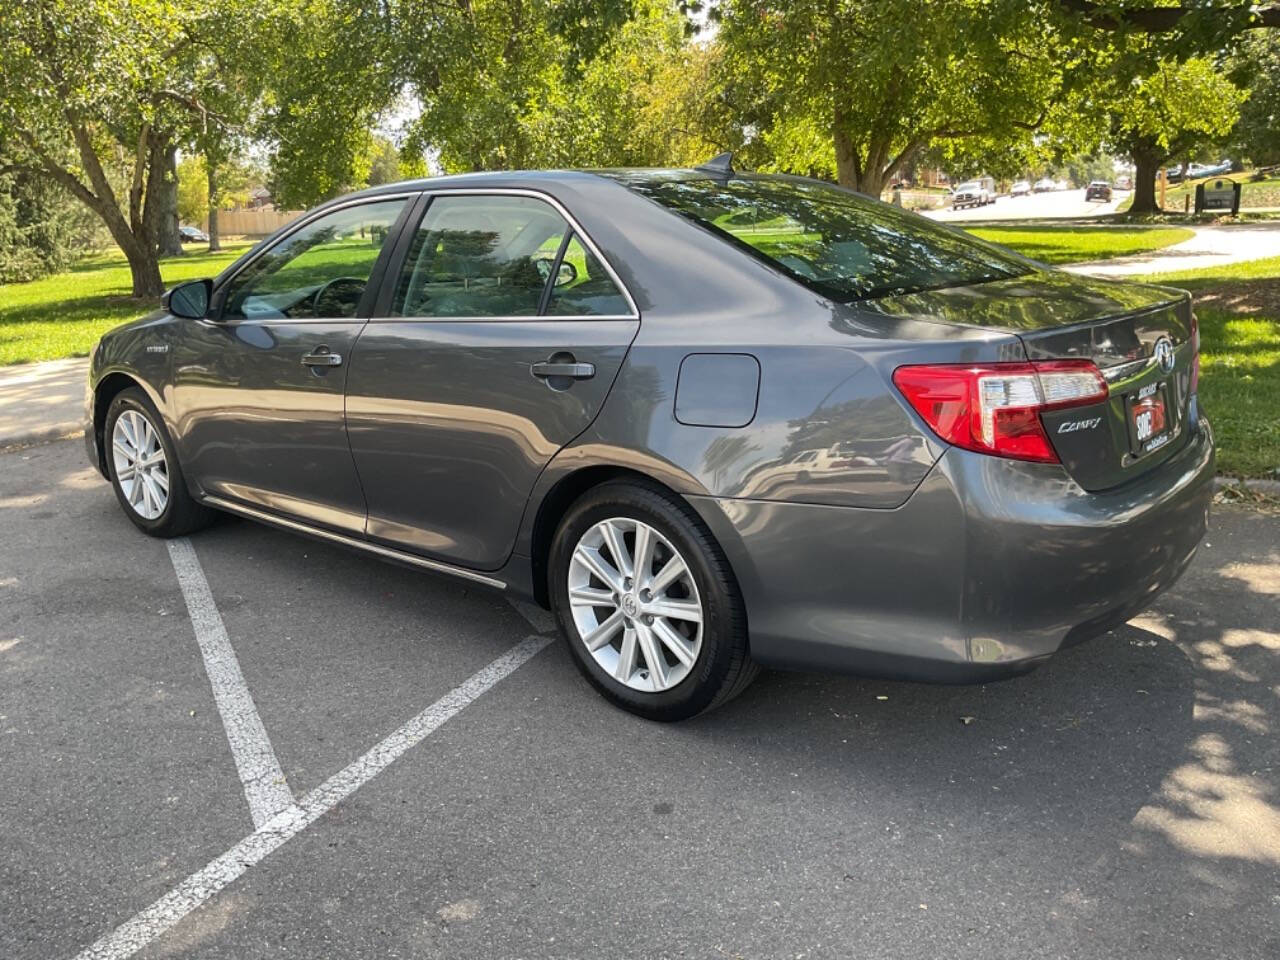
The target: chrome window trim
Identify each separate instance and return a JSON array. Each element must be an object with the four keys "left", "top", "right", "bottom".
[{"left": 376, "top": 186, "right": 641, "bottom": 324}]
